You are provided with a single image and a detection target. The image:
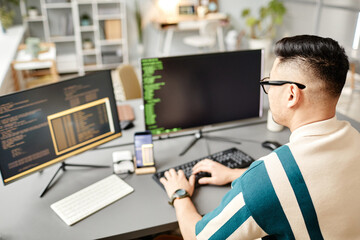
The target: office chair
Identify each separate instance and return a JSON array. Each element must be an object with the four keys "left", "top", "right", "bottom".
[
  {"left": 183, "top": 20, "right": 220, "bottom": 51},
  {"left": 116, "top": 64, "right": 142, "bottom": 100}
]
